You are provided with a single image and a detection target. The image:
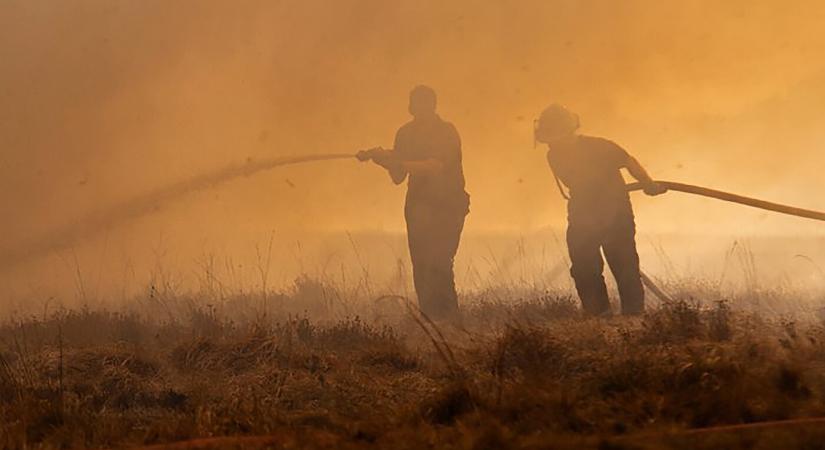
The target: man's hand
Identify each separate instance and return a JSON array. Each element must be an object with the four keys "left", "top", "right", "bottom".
[
  {"left": 625, "top": 156, "right": 667, "bottom": 196},
  {"left": 357, "top": 147, "right": 385, "bottom": 162},
  {"left": 357, "top": 147, "right": 399, "bottom": 170},
  {"left": 356, "top": 149, "right": 373, "bottom": 162},
  {"left": 370, "top": 149, "right": 394, "bottom": 167},
  {"left": 643, "top": 181, "right": 668, "bottom": 196}
]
